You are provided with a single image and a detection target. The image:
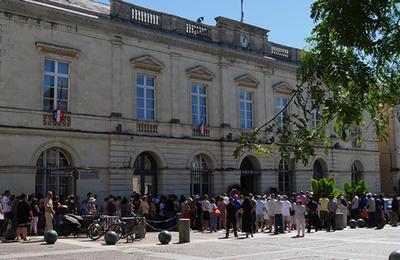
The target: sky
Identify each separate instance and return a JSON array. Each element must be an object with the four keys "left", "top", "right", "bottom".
[{"left": 96, "top": 0, "right": 315, "bottom": 49}]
